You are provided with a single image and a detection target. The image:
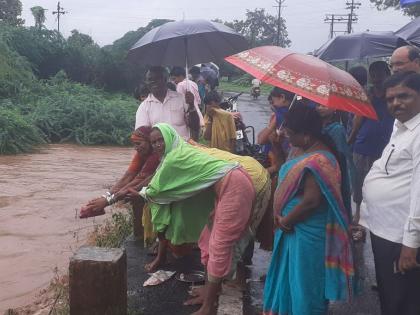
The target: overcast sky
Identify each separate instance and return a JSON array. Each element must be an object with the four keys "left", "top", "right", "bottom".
[{"left": 20, "top": 0, "right": 412, "bottom": 53}]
